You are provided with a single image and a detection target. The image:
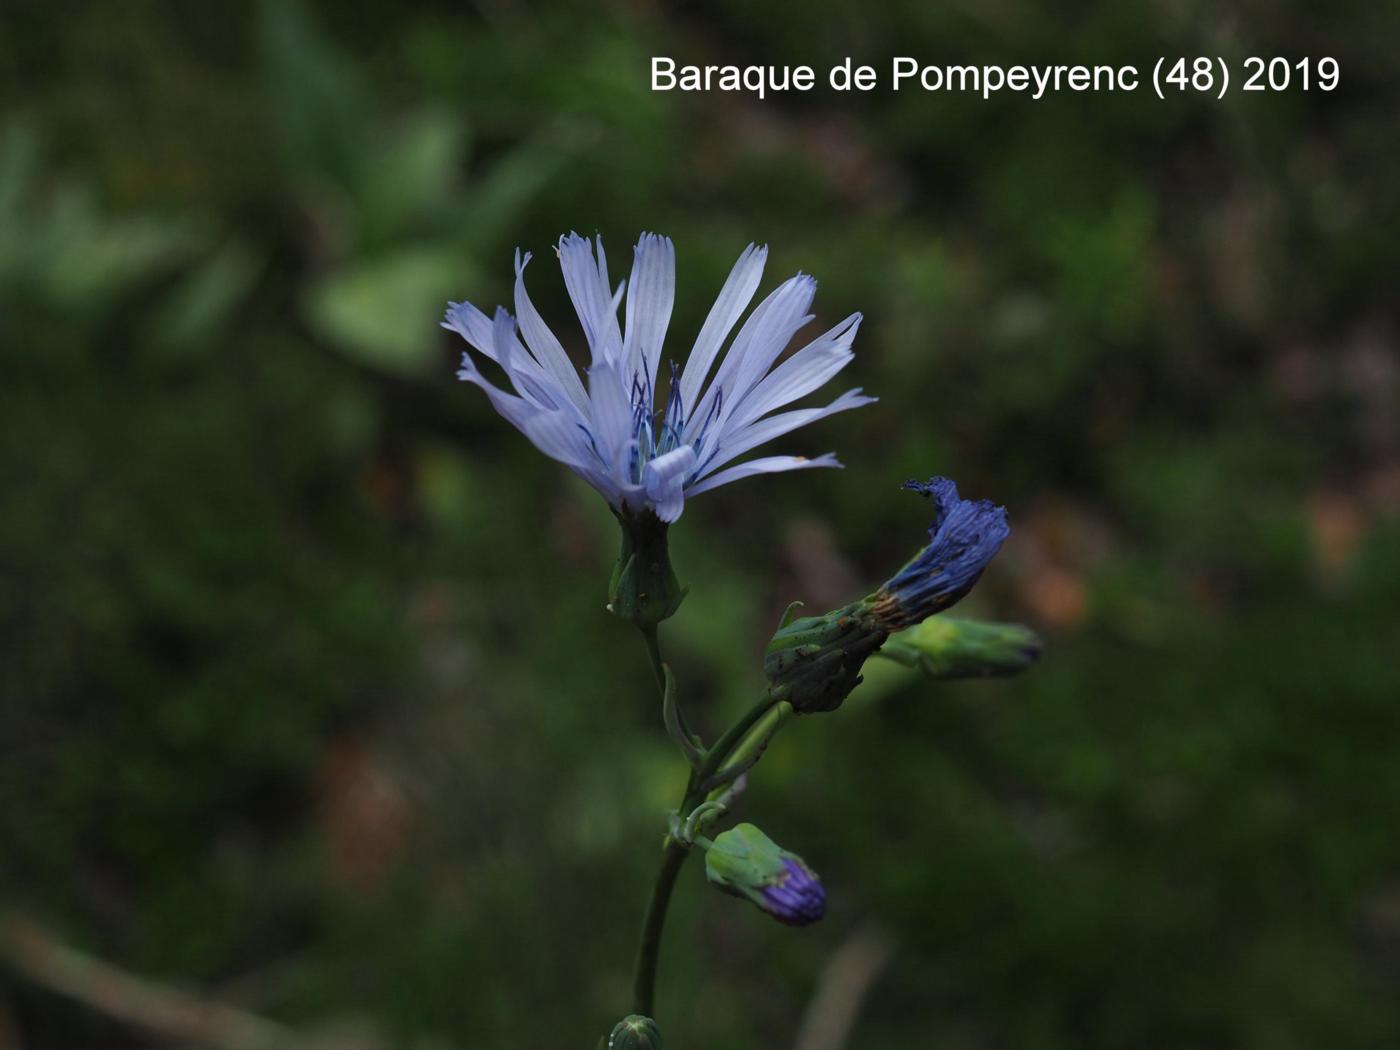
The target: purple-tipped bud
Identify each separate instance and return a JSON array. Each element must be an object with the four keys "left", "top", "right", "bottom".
[
  {"left": 867, "top": 477, "right": 1009, "bottom": 631},
  {"left": 759, "top": 856, "right": 827, "bottom": 926},
  {"left": 704, "top": 823, "right": 826, "bottom": 927}
]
